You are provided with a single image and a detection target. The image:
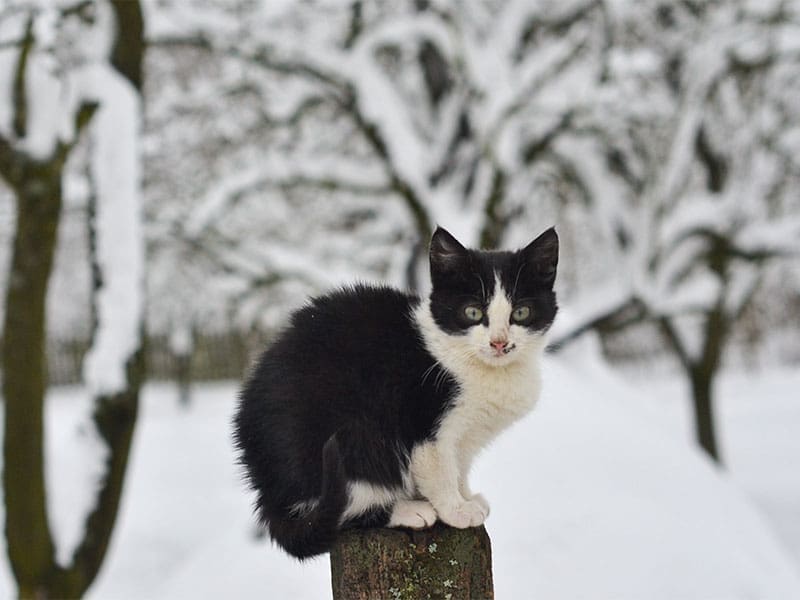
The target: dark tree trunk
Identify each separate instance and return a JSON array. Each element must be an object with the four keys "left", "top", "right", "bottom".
[
  {"left": 330, "top": 524, "right": 494, "bottom": 600},
  {"left": 1, "top": 162, "right": 64, "bottom": 599},
  {"left": 690, "top": 361, "right": 721, "bottom": 462},
  {"left": 659, "top": 300, "right": 727, "bottom": 465}
]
